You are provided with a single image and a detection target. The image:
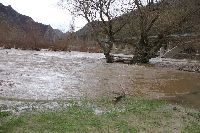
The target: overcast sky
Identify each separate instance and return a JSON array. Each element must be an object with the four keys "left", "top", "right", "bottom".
[{"left": 0, "top": 0, "right": 87, "bottom": 32}]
